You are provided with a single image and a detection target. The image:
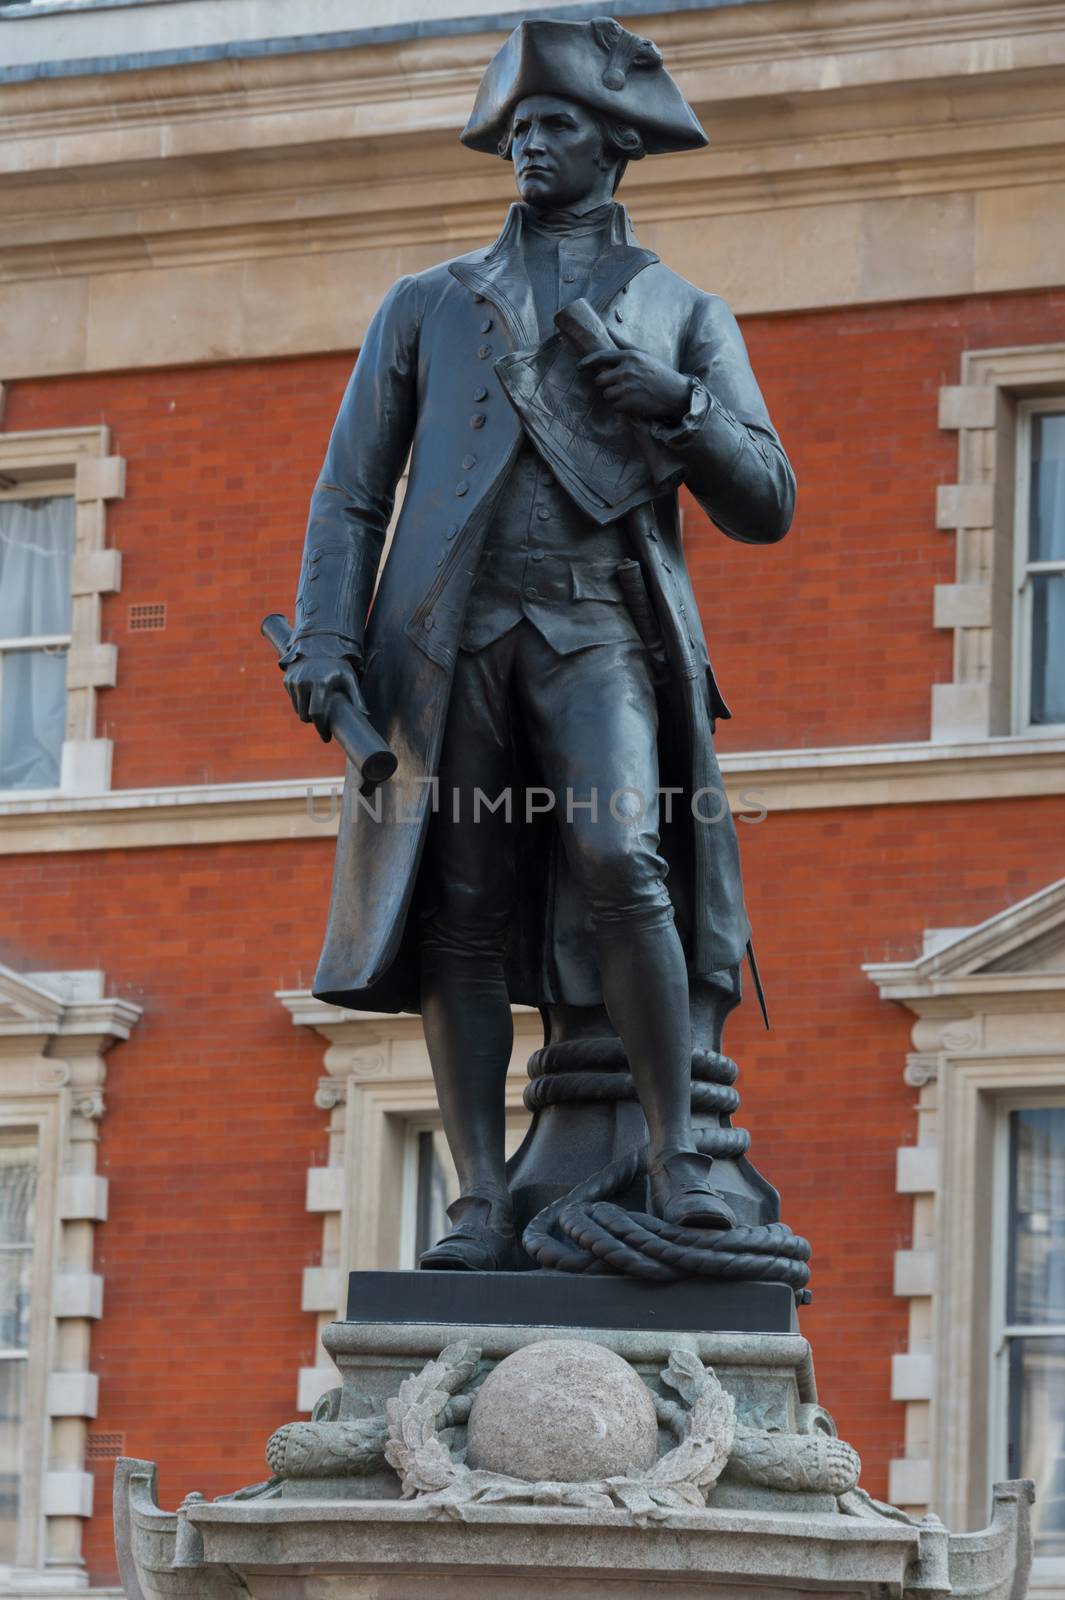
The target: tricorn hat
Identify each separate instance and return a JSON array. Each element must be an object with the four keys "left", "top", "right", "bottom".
[{"left": 461, "top": 17, "right": 708, "bottom": 157}]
